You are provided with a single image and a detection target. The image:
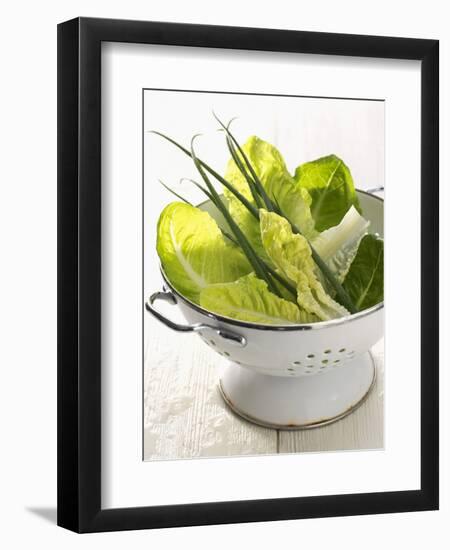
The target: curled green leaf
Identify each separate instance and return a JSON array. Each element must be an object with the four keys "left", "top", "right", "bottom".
[
  {"left": 259, "top": 210, "right": 349, "bottom": 321},
  {"left": 200, "top": 273, "right": 316, "bottom": 325},
  {"left": 294, "top": 154, "right": 361, "bottom": 231},
  {"left": 343, "top": 234, "right": 384, "bottom": 311},
  {"left": 156, "top": 202, "right": 252, "bottom": 303}
]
